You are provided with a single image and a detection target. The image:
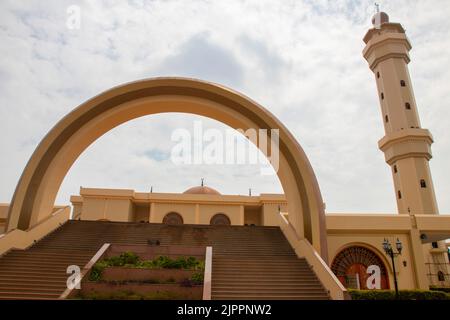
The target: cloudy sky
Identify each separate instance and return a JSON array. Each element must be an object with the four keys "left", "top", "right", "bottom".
[{"left": 0, "top": 0, "right": 449, "bottom": 214}]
